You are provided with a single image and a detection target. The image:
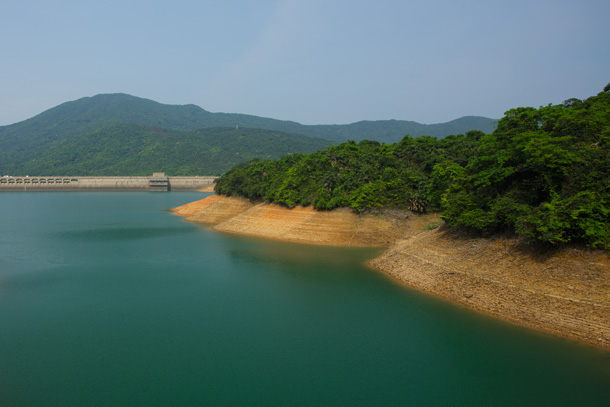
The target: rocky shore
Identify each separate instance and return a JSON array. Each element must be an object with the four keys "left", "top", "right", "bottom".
[{"left": 173, "top": 194, "right": 610, "bottom": 350}]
